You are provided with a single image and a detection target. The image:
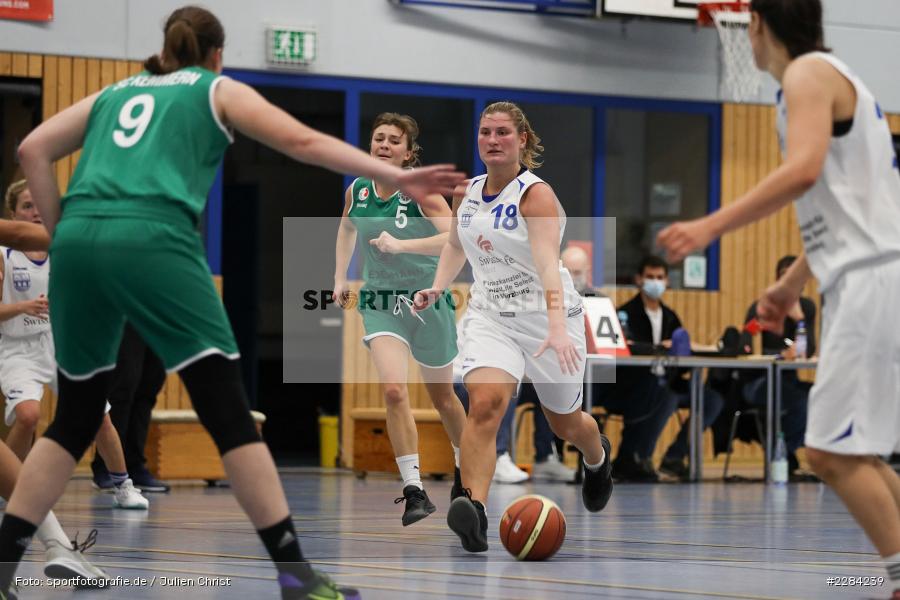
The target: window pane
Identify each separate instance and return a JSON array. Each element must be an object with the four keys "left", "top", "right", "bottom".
[
  {"left": 500, "top": 102, "right": 594, "bottom": 220},
  {"left": 605, "top": 109, "right": 709, "bottom": 287}
]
